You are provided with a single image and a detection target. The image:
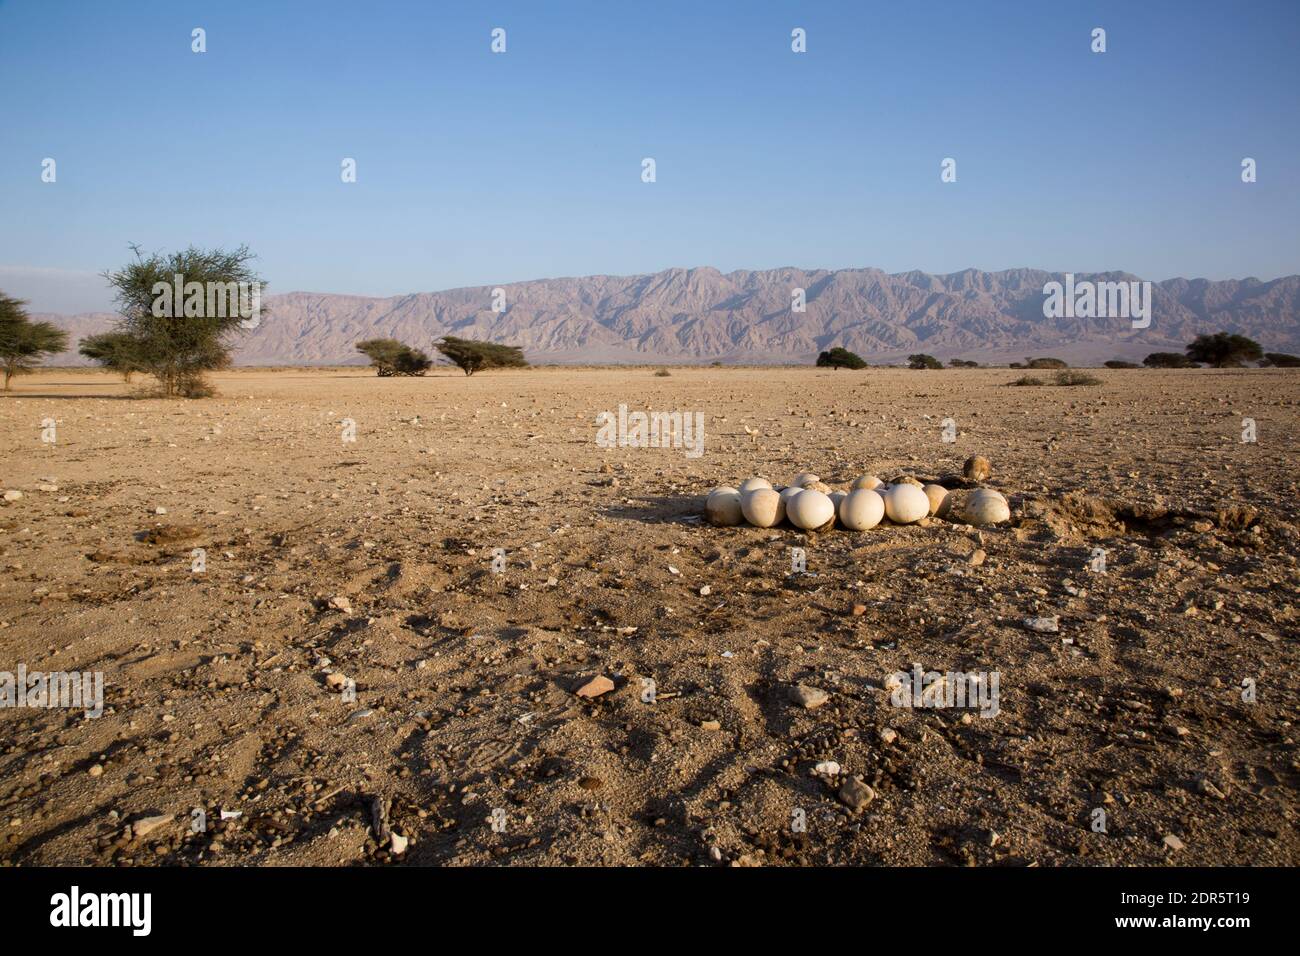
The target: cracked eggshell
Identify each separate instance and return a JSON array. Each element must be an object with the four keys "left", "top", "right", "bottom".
[
  {"left": 741, "top": 487, "right": 785, "bottom": 527},
  {"left": 923, "top": 484, "right": 951, "bottom": 518},
  {"left": 803, "top": 480, "right": 833, "bottom": 494},
  {"left": 883, "top": 483, "right": 929, "bottom": 524},
  {"left": 964, "top": 488, "right": 1010, "bottom": 526},
  {"left": 839, "top": 488, "right": 885, "bottom": 530},
  {"left": 738, "top": 477, "right": 773, "bottom": 494},
  {"left": 787, "top": 489, "right": 836, "bottom": 532},
  {"left": 851, "top": 475, "right": 882, "bottom": 490},
  {"left": 792, "top": 472, "right": 820, "bottom": 489},
  {"left": 705, "top": 486, "right": 743, "bottom": 526}
]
